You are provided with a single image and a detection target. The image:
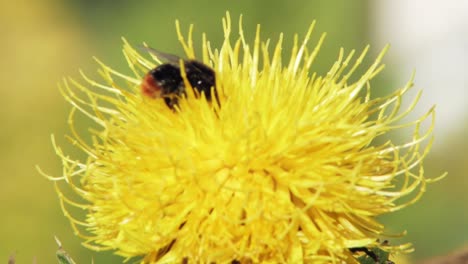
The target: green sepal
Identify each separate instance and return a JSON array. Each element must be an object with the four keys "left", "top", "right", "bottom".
[{"left": 55, "top": 237, "right": 76, "bottom": 264}]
